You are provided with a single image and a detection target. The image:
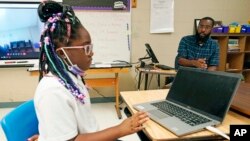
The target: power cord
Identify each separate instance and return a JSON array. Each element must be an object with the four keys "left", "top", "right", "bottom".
[{"left": 205, "top": 126, "right": 230, "bottom": 140}]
